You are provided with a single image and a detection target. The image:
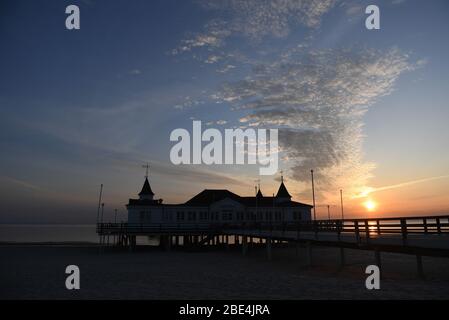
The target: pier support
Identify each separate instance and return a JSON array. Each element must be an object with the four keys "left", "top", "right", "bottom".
[
  {"left": 242, "top": 236, "right": 248, "bottom": 256},
  {"left": 266, "top": 238, "right": 272, "bottom": 260},
  {"left": 128, "top": 236, "right": 136, "bottom": 252},
  {"left": 166, "top": 235, "right": 172, "bottom": 251}
]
